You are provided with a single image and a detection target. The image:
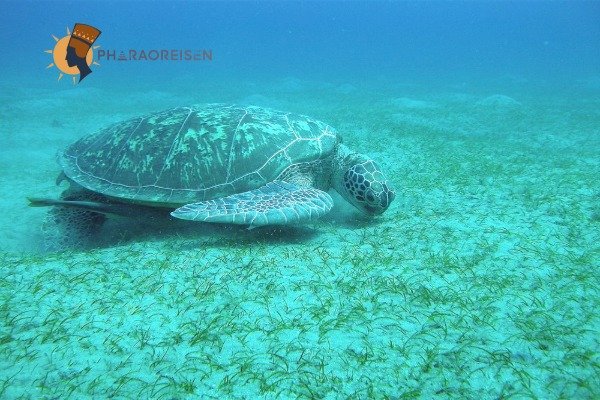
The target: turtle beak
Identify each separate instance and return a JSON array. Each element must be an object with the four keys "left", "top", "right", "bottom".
[
  {"left": 363, "top": 184, "right": 394, "bottom": 215},
  {"left": 379, "top": 184, "right": 395, "bottom": 212}
]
